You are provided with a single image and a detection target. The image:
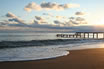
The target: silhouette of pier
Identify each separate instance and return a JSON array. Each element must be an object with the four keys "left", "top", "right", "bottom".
[{"left": 56, "top": 32, "right": 104, "bottom": 39}]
